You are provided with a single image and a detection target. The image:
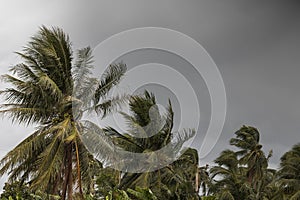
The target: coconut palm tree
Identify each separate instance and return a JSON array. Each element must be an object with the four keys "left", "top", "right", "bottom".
[
  {"left": 101, "top": 91, "right": 199, "bottom": 199},
  {"left": 0, "top": 26, "right": 127, "bottom": 199},
  {"left": 209, "top": 149, "right": 248, "bottom": 199},
  {"left": 210, "top": 126, "right": 275, "bottom": 200},
  {"left": 230, "top": 126, "right": 270, "bottom": 188}
]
